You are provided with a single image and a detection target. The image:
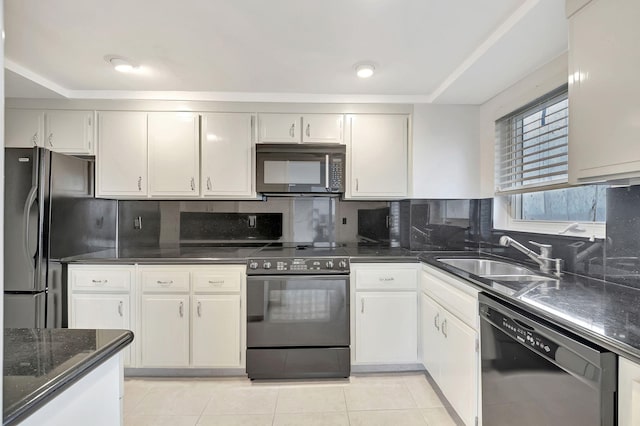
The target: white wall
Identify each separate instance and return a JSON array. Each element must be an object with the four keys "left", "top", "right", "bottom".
[
  {"left": 478, "top": 52, "right": 568, "bottom": 197},
  {"left": 1, "top": 0, "right": 6, "bottom": 409},
  {"left": 411, "top": 104, "right": 481, "bottom": 199}
]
